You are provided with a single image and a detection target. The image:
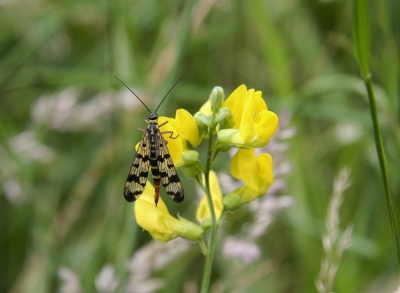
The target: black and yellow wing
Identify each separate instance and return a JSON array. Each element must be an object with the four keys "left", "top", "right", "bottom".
[
  {"left": 156, "top": 132, "right": 184, "bottom": 203},
  {"left": 124, "top": 131, "right": 150, "bottom": 202}
]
